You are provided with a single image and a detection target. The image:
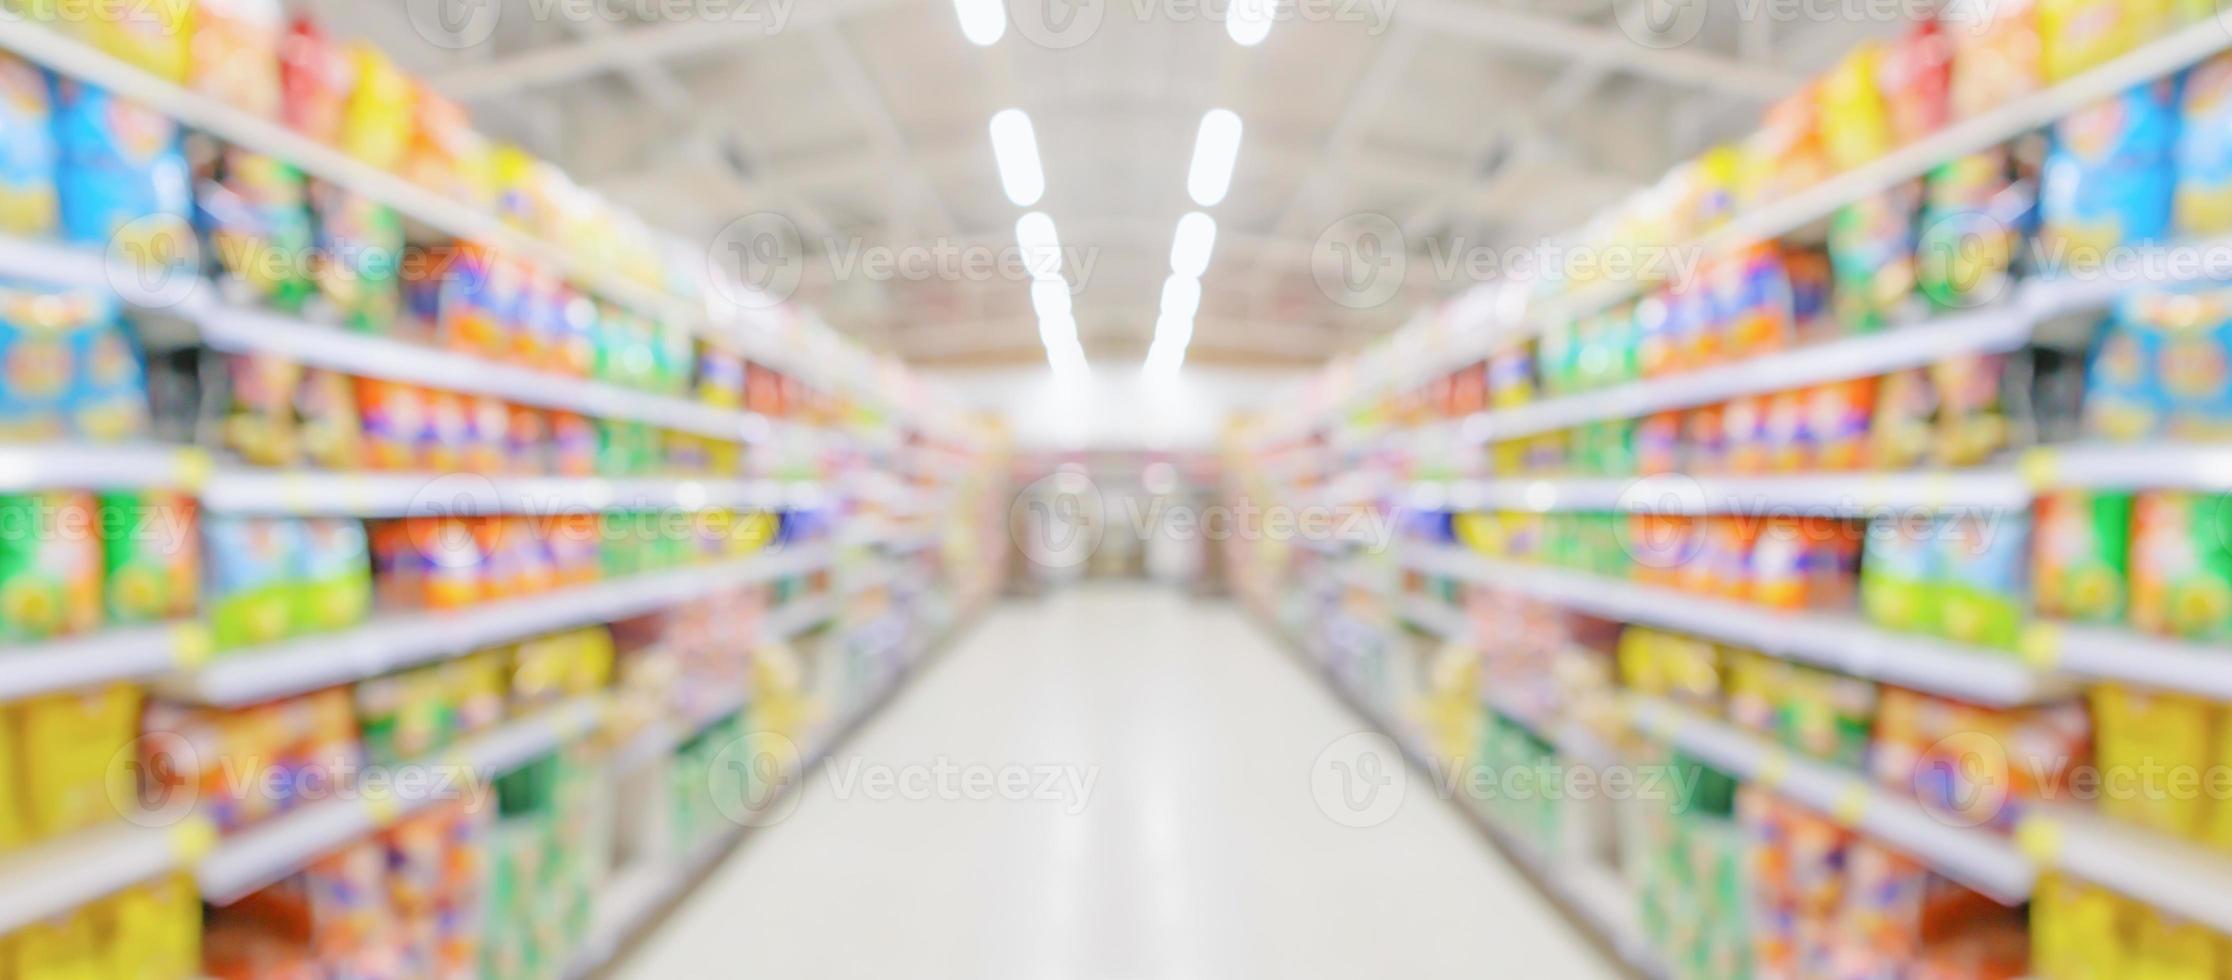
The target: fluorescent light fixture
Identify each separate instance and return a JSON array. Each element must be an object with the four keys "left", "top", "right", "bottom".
[
  {"left": 1038, "top": 312, "right": 1079, "bottom": 348},
  {"left": 952, "top": 0, "right": 1006, "bottom": 46},
  {"left": 1143, "top": 338, "right": 1188, "bottom": 379},
  {"left": 1032, "top": 278, "right": 1073, "bottom": 320},
  {"left": 1159, "top": 274, "right": 1201, "bottom": 321},
  {"left": 1015, "top": 211, "right": 1063, "bottom": 280},
  {"left": 1152, "top": 312, "right": 1194, "bottom": 350},
  {"left": 1169, "top": 211, "right": 1218, "bottom": 277},
  {"left": 989, "top": 109, "right": 1045, "bottom": 207},
  {"left": 1228, "top": 0, "right": 1273, "bottom": 46},
  {"left": 1187, "top": 109, "right": 1243, "bottom": 207}
]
